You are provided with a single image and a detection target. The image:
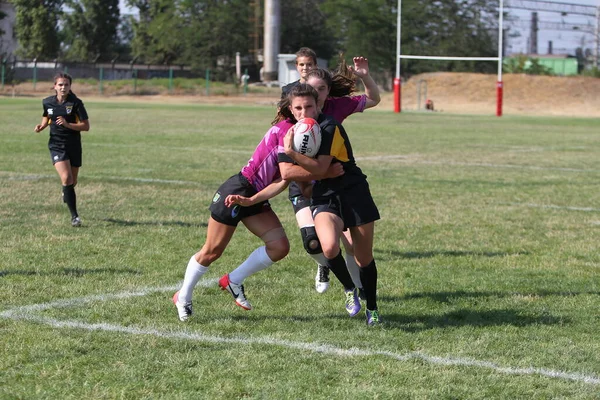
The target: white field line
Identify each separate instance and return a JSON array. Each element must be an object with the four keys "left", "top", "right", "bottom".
[
  {"left": 1, "top": 280, "right": 599, "bottom": 386},
  {"left": 507, "top": 203, "right": 600, "bottom": 213},
  {"left": 0, "top": 171, "right": 200, "bottom": 185},
  {"left": 355, "top": 155, "right": 600, "bottom": 173}
]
